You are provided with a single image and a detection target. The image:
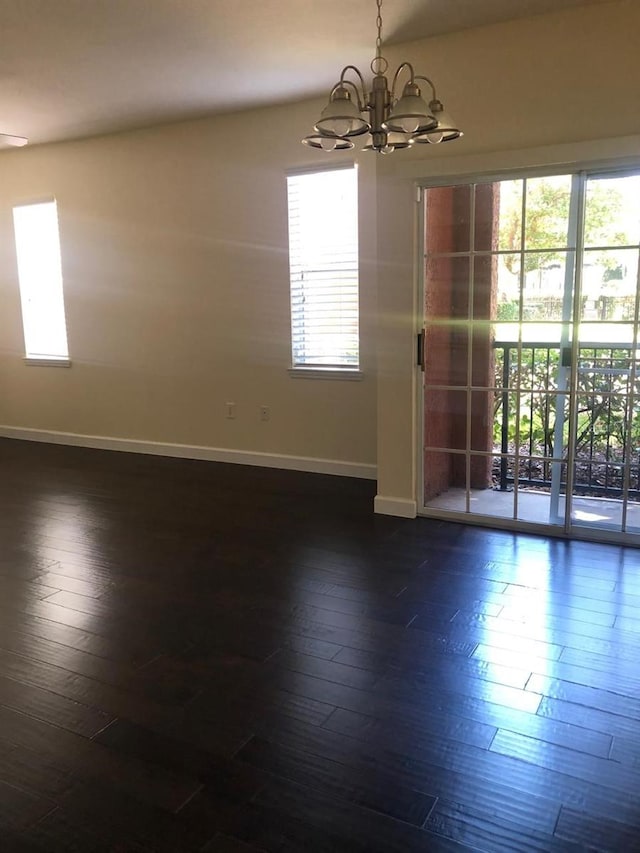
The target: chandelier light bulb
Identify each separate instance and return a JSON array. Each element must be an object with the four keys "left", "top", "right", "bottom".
[
  {"left": 320, "top": 135, "right": 338, "bottom": 151},
  {"left": 426, "top": 130, "right": 444, "bottom": 144},
  {"left": 333, "top": 119, "right": 352, "bottom": 137},
  {"left": 398, "top": 117, "right": 421, "bottom": 134},
  {"left": 301, "top": 134, "right": 355, "bottom": 151}
]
